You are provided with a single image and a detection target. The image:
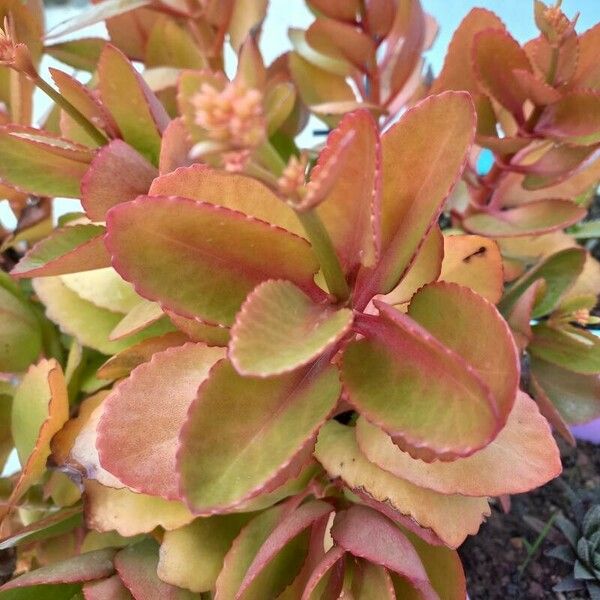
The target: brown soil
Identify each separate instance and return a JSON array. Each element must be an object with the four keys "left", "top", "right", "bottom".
[{"left": 460, "top": 438, "right": 600, "bottom": 599}]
